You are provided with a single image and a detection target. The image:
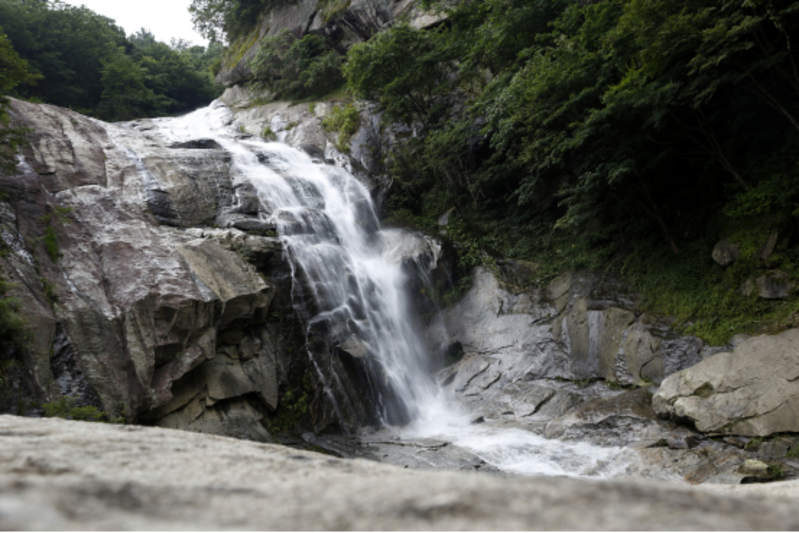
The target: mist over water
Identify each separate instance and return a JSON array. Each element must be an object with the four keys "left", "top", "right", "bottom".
[{"left": 149, "top": 101, "right": 633, "bottom": 478}]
